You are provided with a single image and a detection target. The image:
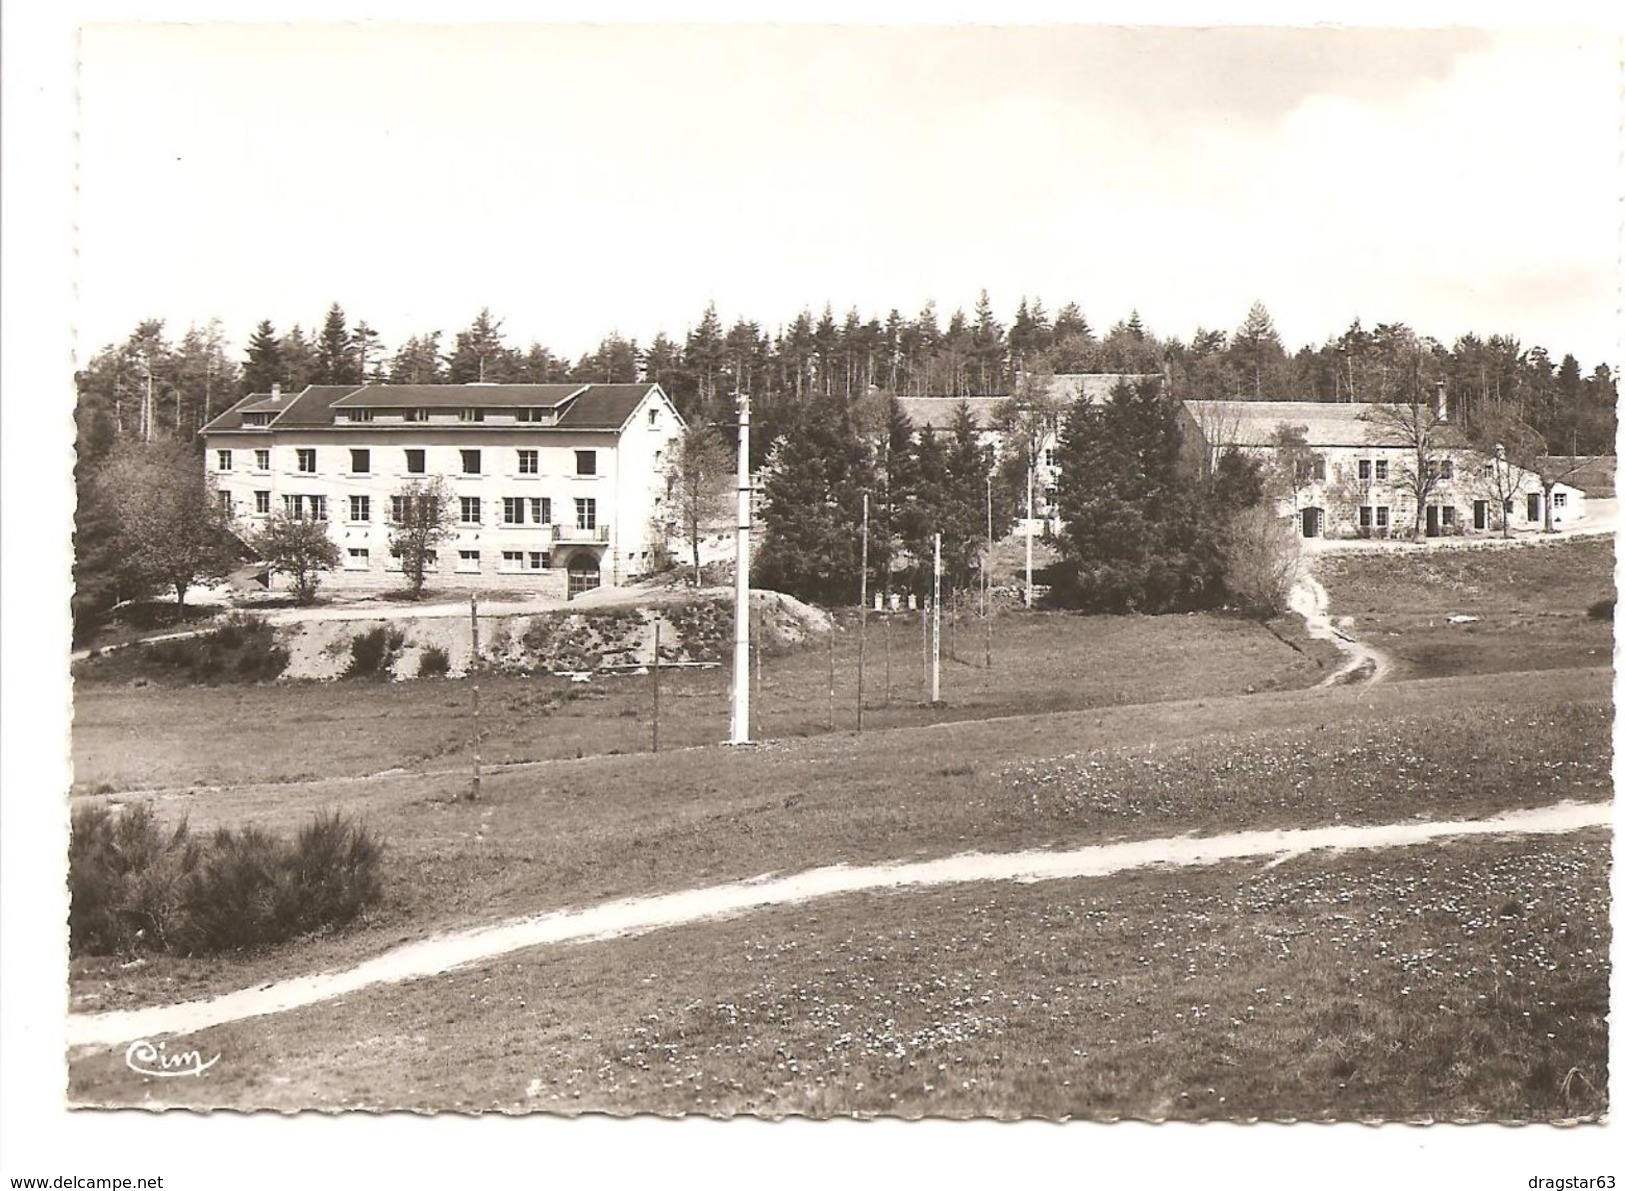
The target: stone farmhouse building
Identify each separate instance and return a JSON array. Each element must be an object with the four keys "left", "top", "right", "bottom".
[
  {"left": 1181, "top": 397, "right": 1586, "bottom": 539},
  {"left": 201, "top": 381, "right": 685, "bottom": 597}
]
